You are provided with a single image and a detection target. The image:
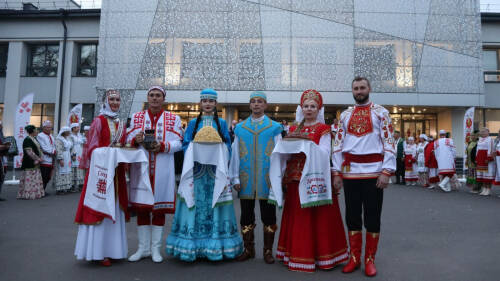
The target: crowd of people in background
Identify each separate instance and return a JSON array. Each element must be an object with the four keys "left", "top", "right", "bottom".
[
  {"left": 390, "top": 127, "right": 500, "bottom": 196},
  {"left": 0, "top": 112, "right": 499, "bottom": 201},
  {"left": 0, "top": 119, "right": 90, "bottom": 200}
]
